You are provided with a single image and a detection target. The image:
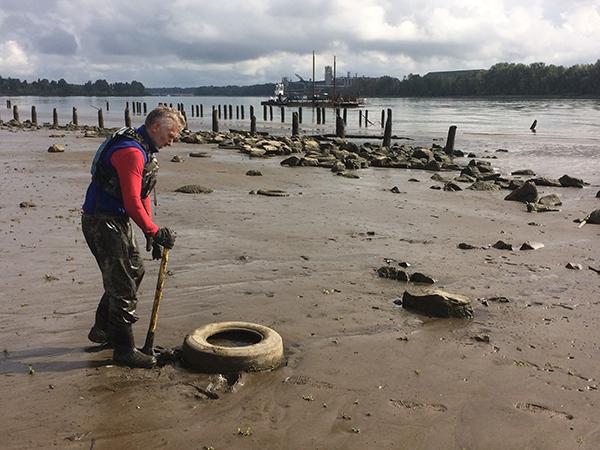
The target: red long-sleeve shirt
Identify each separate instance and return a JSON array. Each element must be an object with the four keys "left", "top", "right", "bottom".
[{"left": 110, "top": 147, "right": 159, "bottom": 236}]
